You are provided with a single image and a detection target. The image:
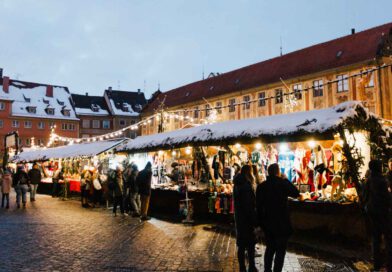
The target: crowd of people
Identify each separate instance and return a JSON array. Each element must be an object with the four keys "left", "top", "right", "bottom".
[{"left": 233, "top": 159, "right": 392, "bottom": 272}]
